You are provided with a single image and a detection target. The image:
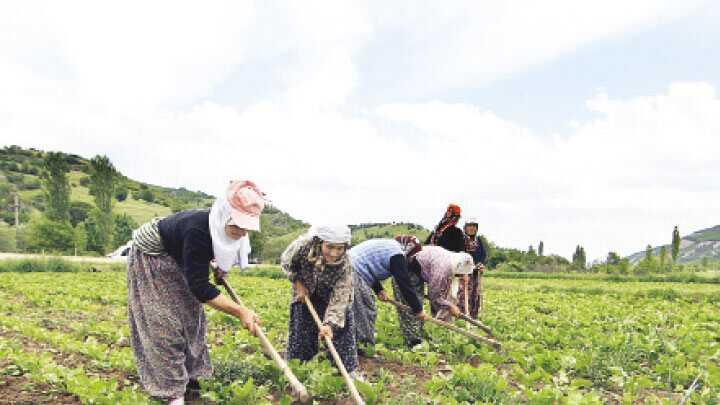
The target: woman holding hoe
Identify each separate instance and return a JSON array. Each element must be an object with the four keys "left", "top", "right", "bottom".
[
  {"left": 391, "top": 238, "right": 475, "bottom": 346},
  {"left": 416, "top": 245, "right": 474, "bottom": 320},
  {"left": 127, "top": 180, "right": 265, "bottom": 405},
  {"left": 350, "top": 237, "right": 431, "bottom": 353},
  {"left": 281, "top": 225, "right": 361, "bottom": 379},
  {"left": 457, "top": 217, "right": 488, "bottom": 319}
]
